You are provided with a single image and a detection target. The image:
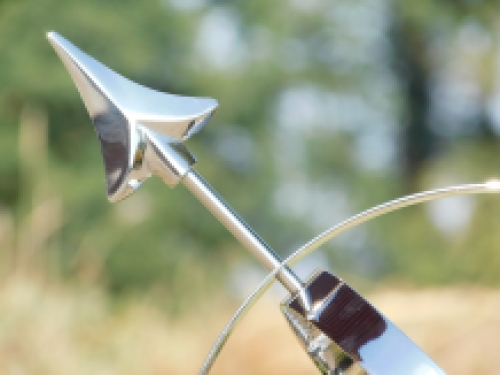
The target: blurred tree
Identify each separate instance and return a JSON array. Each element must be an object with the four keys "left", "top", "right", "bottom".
[{"left": 1, "top": 0, "right": 500, "bottom": 303}]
